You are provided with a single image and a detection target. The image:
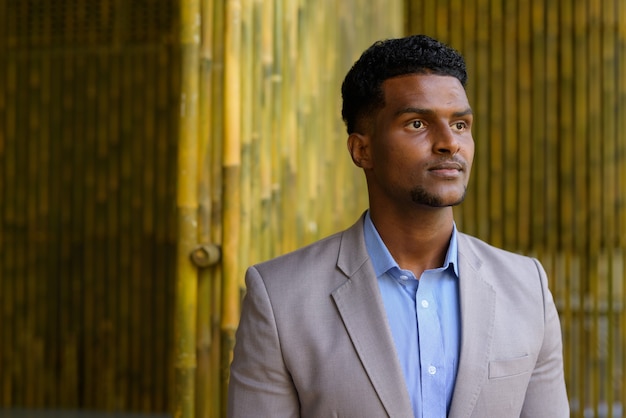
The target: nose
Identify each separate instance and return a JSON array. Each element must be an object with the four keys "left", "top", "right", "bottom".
[{"left": 433, "top": 124, "right": 461, "bottom": 155}]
